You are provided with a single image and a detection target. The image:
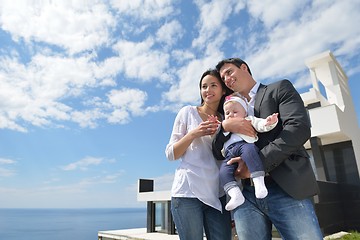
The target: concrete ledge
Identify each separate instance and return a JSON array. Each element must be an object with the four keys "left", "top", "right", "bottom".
[
  {"left": 98, "top": 228, "right": 183, "bottom": 240},
  {"left": 137, "top": 191, "right": 171, "bottom": 202}
]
